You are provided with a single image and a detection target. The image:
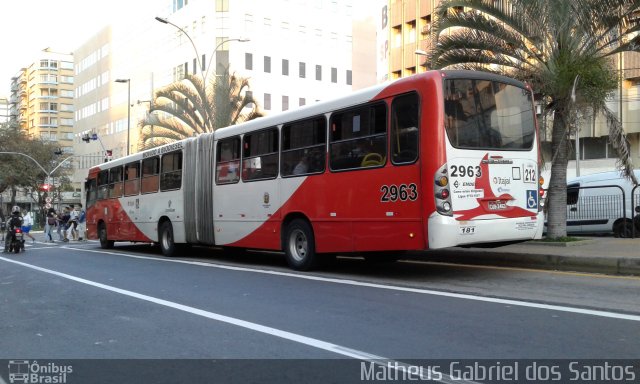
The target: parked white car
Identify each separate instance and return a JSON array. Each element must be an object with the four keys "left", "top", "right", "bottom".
[{"left": 561, "top": 170, "right": 640, "bottom": 237}]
